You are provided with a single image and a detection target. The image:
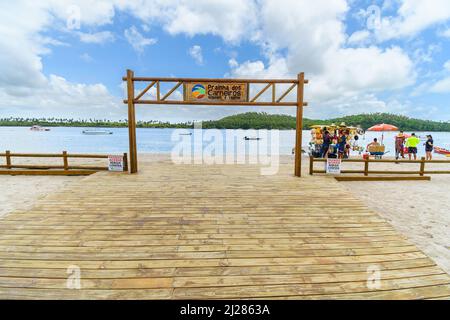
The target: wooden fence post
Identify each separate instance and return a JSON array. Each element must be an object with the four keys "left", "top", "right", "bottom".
[
  {"left": 364, "top": 157, "right": 369, "bottom": 176},
  {"left": 294, "top": 72, "right": 305, "bottom": 177},
  {"left": 127, "top": 69, "right": 138, "bottom": 174},
  {"left": 123, "top": 153, "right": 128, "bottom": 172},
  {"left": 420, "top": 157, "right": 426, "bottom": 176},
  {"left": 5, "top": 150, "right": 11, "bottom": 169},
  {"left": 63, "top": 151, "right": 69, "bottom": 170},
  {"left": 309, "top": 155, "right": 314, "bottom": 175}
]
